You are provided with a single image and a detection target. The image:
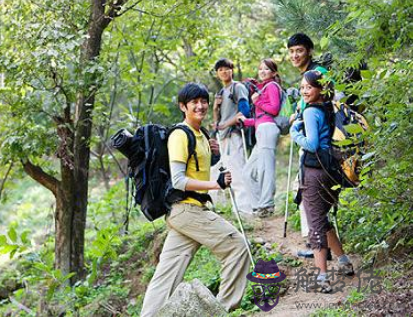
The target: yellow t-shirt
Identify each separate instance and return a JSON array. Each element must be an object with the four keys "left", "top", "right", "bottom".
[{"left": 168, "top": 123, "right": 211, "bottom": 206}]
